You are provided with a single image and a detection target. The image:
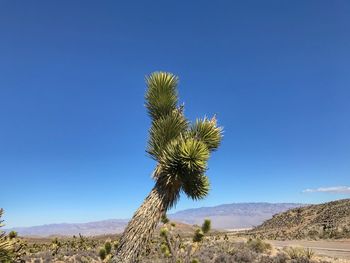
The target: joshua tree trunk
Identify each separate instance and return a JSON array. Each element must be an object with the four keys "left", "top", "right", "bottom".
[{"left": 114, "top": 182, "right": 175, "bottom": 262}]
